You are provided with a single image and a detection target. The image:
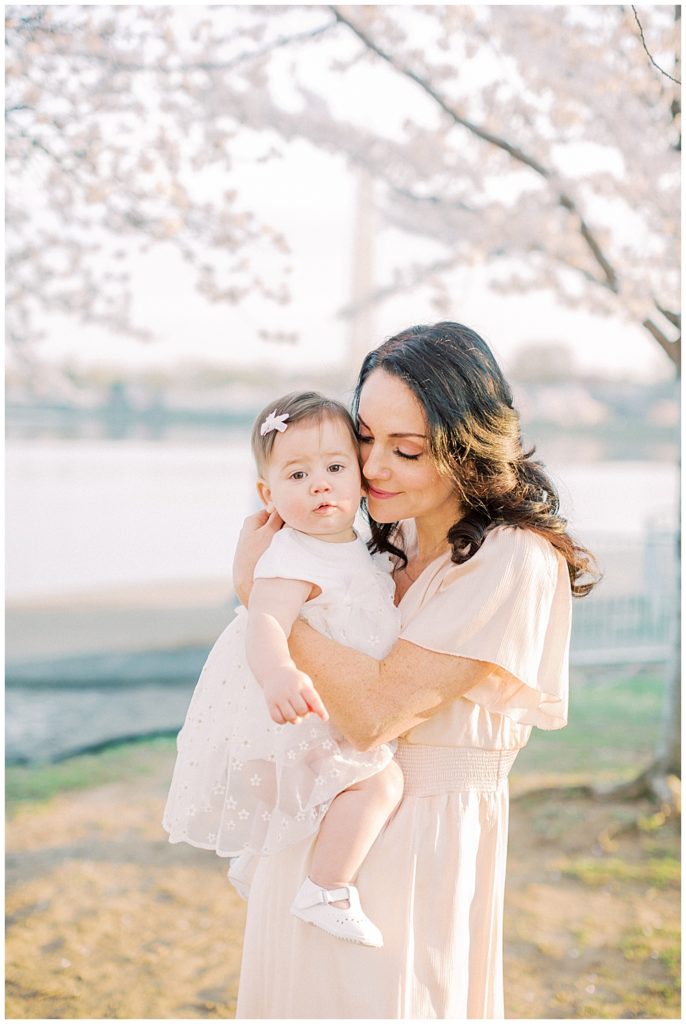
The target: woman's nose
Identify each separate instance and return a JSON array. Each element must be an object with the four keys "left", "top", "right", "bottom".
[{"left": 362, "top": 445, "right": 390, "bottom": 481}]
